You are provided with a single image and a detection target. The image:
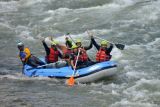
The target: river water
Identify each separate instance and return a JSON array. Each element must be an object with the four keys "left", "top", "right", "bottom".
[{"left": 0, "top": 0, "right": 160, "bottom": 107}]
